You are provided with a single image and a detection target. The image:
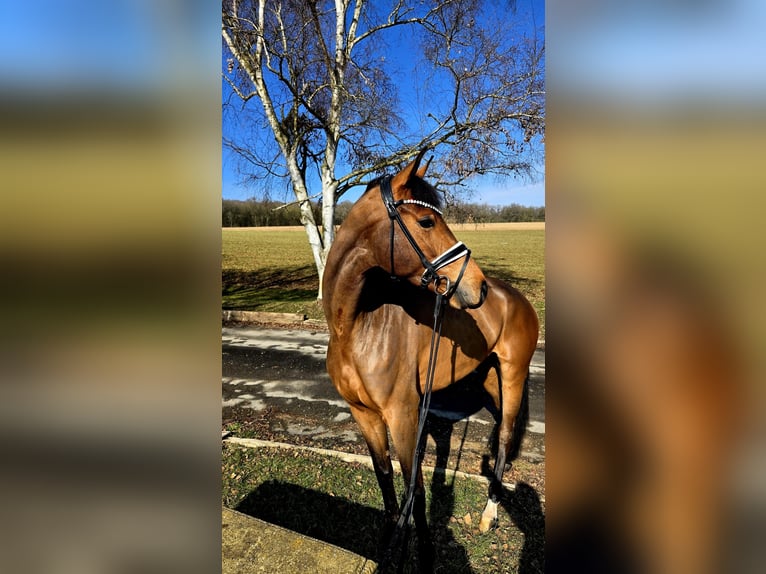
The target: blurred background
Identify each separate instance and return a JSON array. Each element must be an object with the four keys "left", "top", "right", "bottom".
[
  {"left": 0, "top": 1, "right": 763, "bottom": 572},
  {"left": 547, "top": 1, "right": 765, "bottom": 572},
  {"left": 0, "top": 1, "right": 221, "bottom": 572}
]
